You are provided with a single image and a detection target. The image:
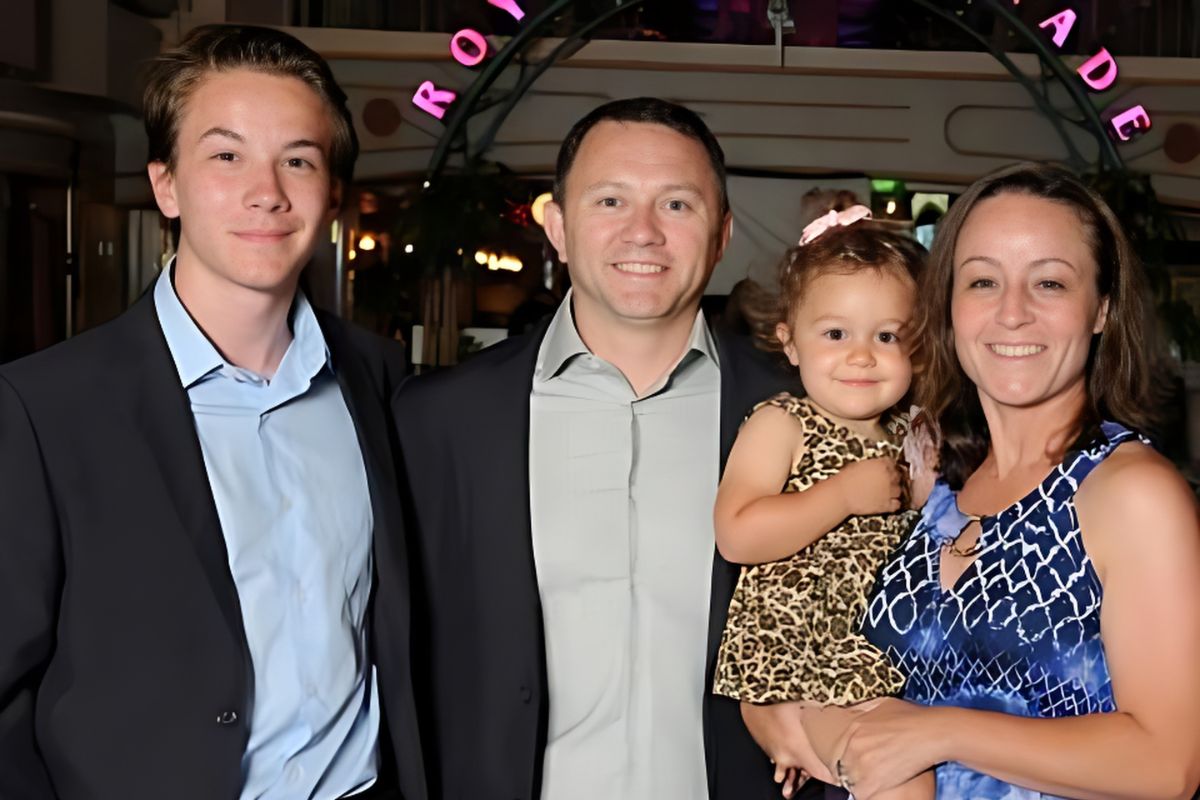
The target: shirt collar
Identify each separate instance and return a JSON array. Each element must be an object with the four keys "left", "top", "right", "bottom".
[
  {"left": 534, "top": 288, "right": 720, "bottom": 384},
  {"left": 152, "top": 259, "right": 332, "bottom": 390},
  {"left": 685, "top": 304, "right": 721, "bottom": 367}
]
